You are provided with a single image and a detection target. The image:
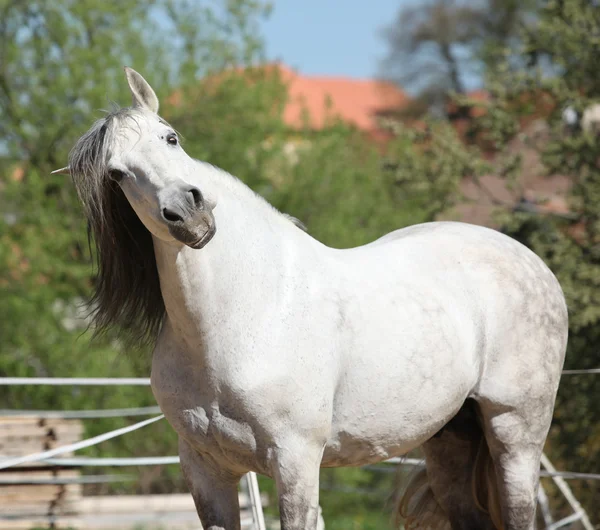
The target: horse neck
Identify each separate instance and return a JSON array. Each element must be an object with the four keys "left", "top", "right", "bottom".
[{"left": 152, "top": 174, "right": 307, "bottom": 348}]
